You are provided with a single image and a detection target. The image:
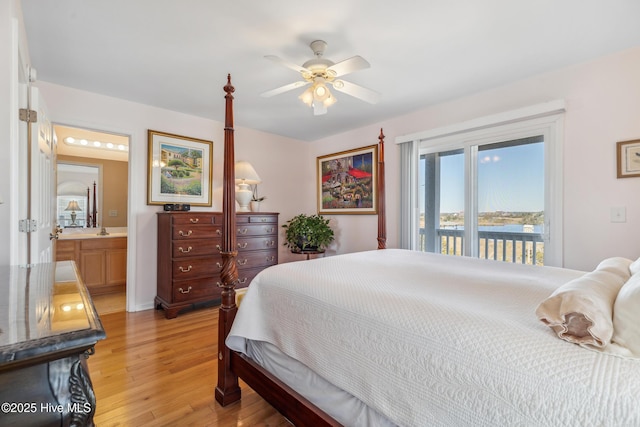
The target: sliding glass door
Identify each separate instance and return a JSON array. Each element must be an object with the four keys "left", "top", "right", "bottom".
[{"left": 420, "top": 135, "right": 546, "bottom": 265}]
